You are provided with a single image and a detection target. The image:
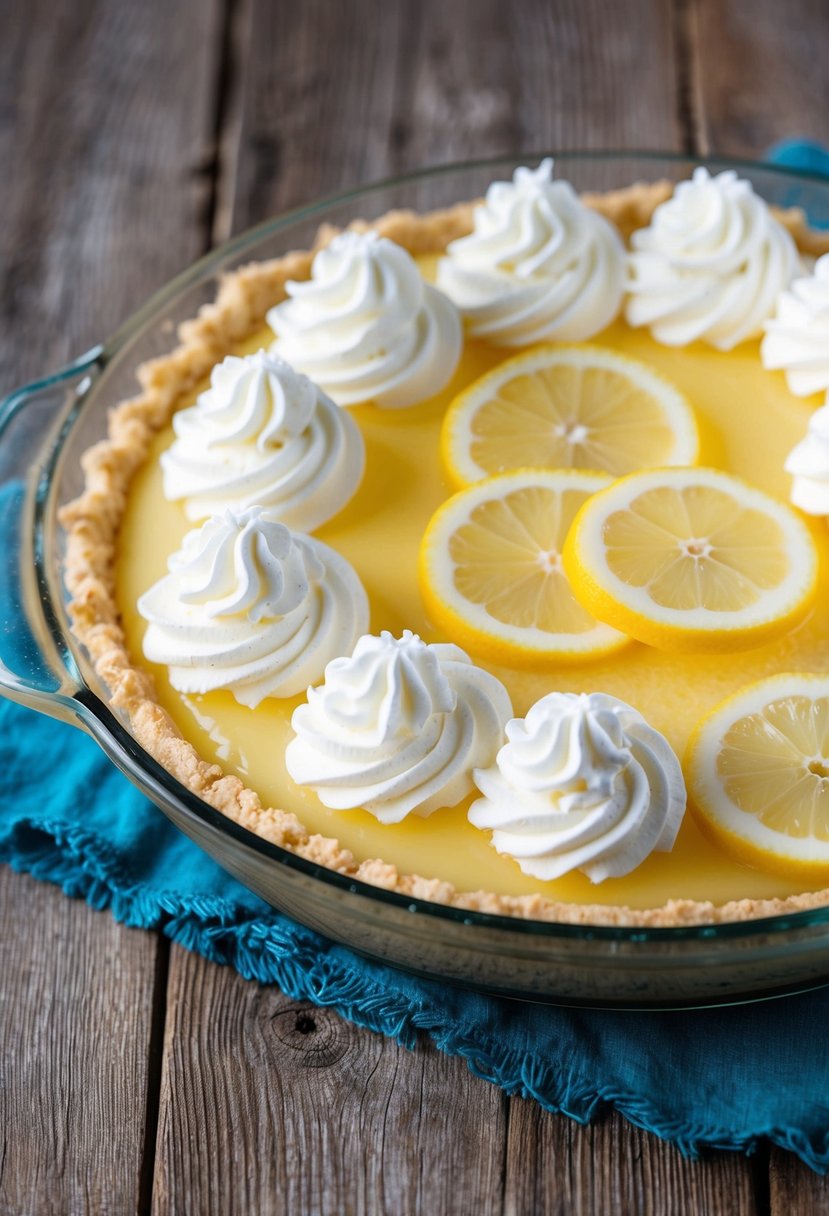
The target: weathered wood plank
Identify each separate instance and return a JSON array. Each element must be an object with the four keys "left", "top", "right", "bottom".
[
  {"left": 770, "top": 1148, "right": 829, "bottom": 1213},
  {"left": 687, "top": 0, "right": 829, "bottom": 157},
  {"left": 216, "top": 0, "right": 405, "bottom": 238},
  {"left": 504, "top": 1100, "right": 758, "bottom": 1215},
  {"left": 0, "top": 870, "right": 162, "bottom": 1215},
  {"left": 153, "top": 946, "right": 507, "bottom": 1216},
  {"left": 385, "top": 0, "right": 683, "bottom": 171},
  {"left": 0, "top": 0, "right": 223, "bottom": 1211},
  {"left": 221, "top": 0, "right": 683, "bottom": 238},
  {"left": 0, "top": 0, "right": 223, "bottom": 391}
]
